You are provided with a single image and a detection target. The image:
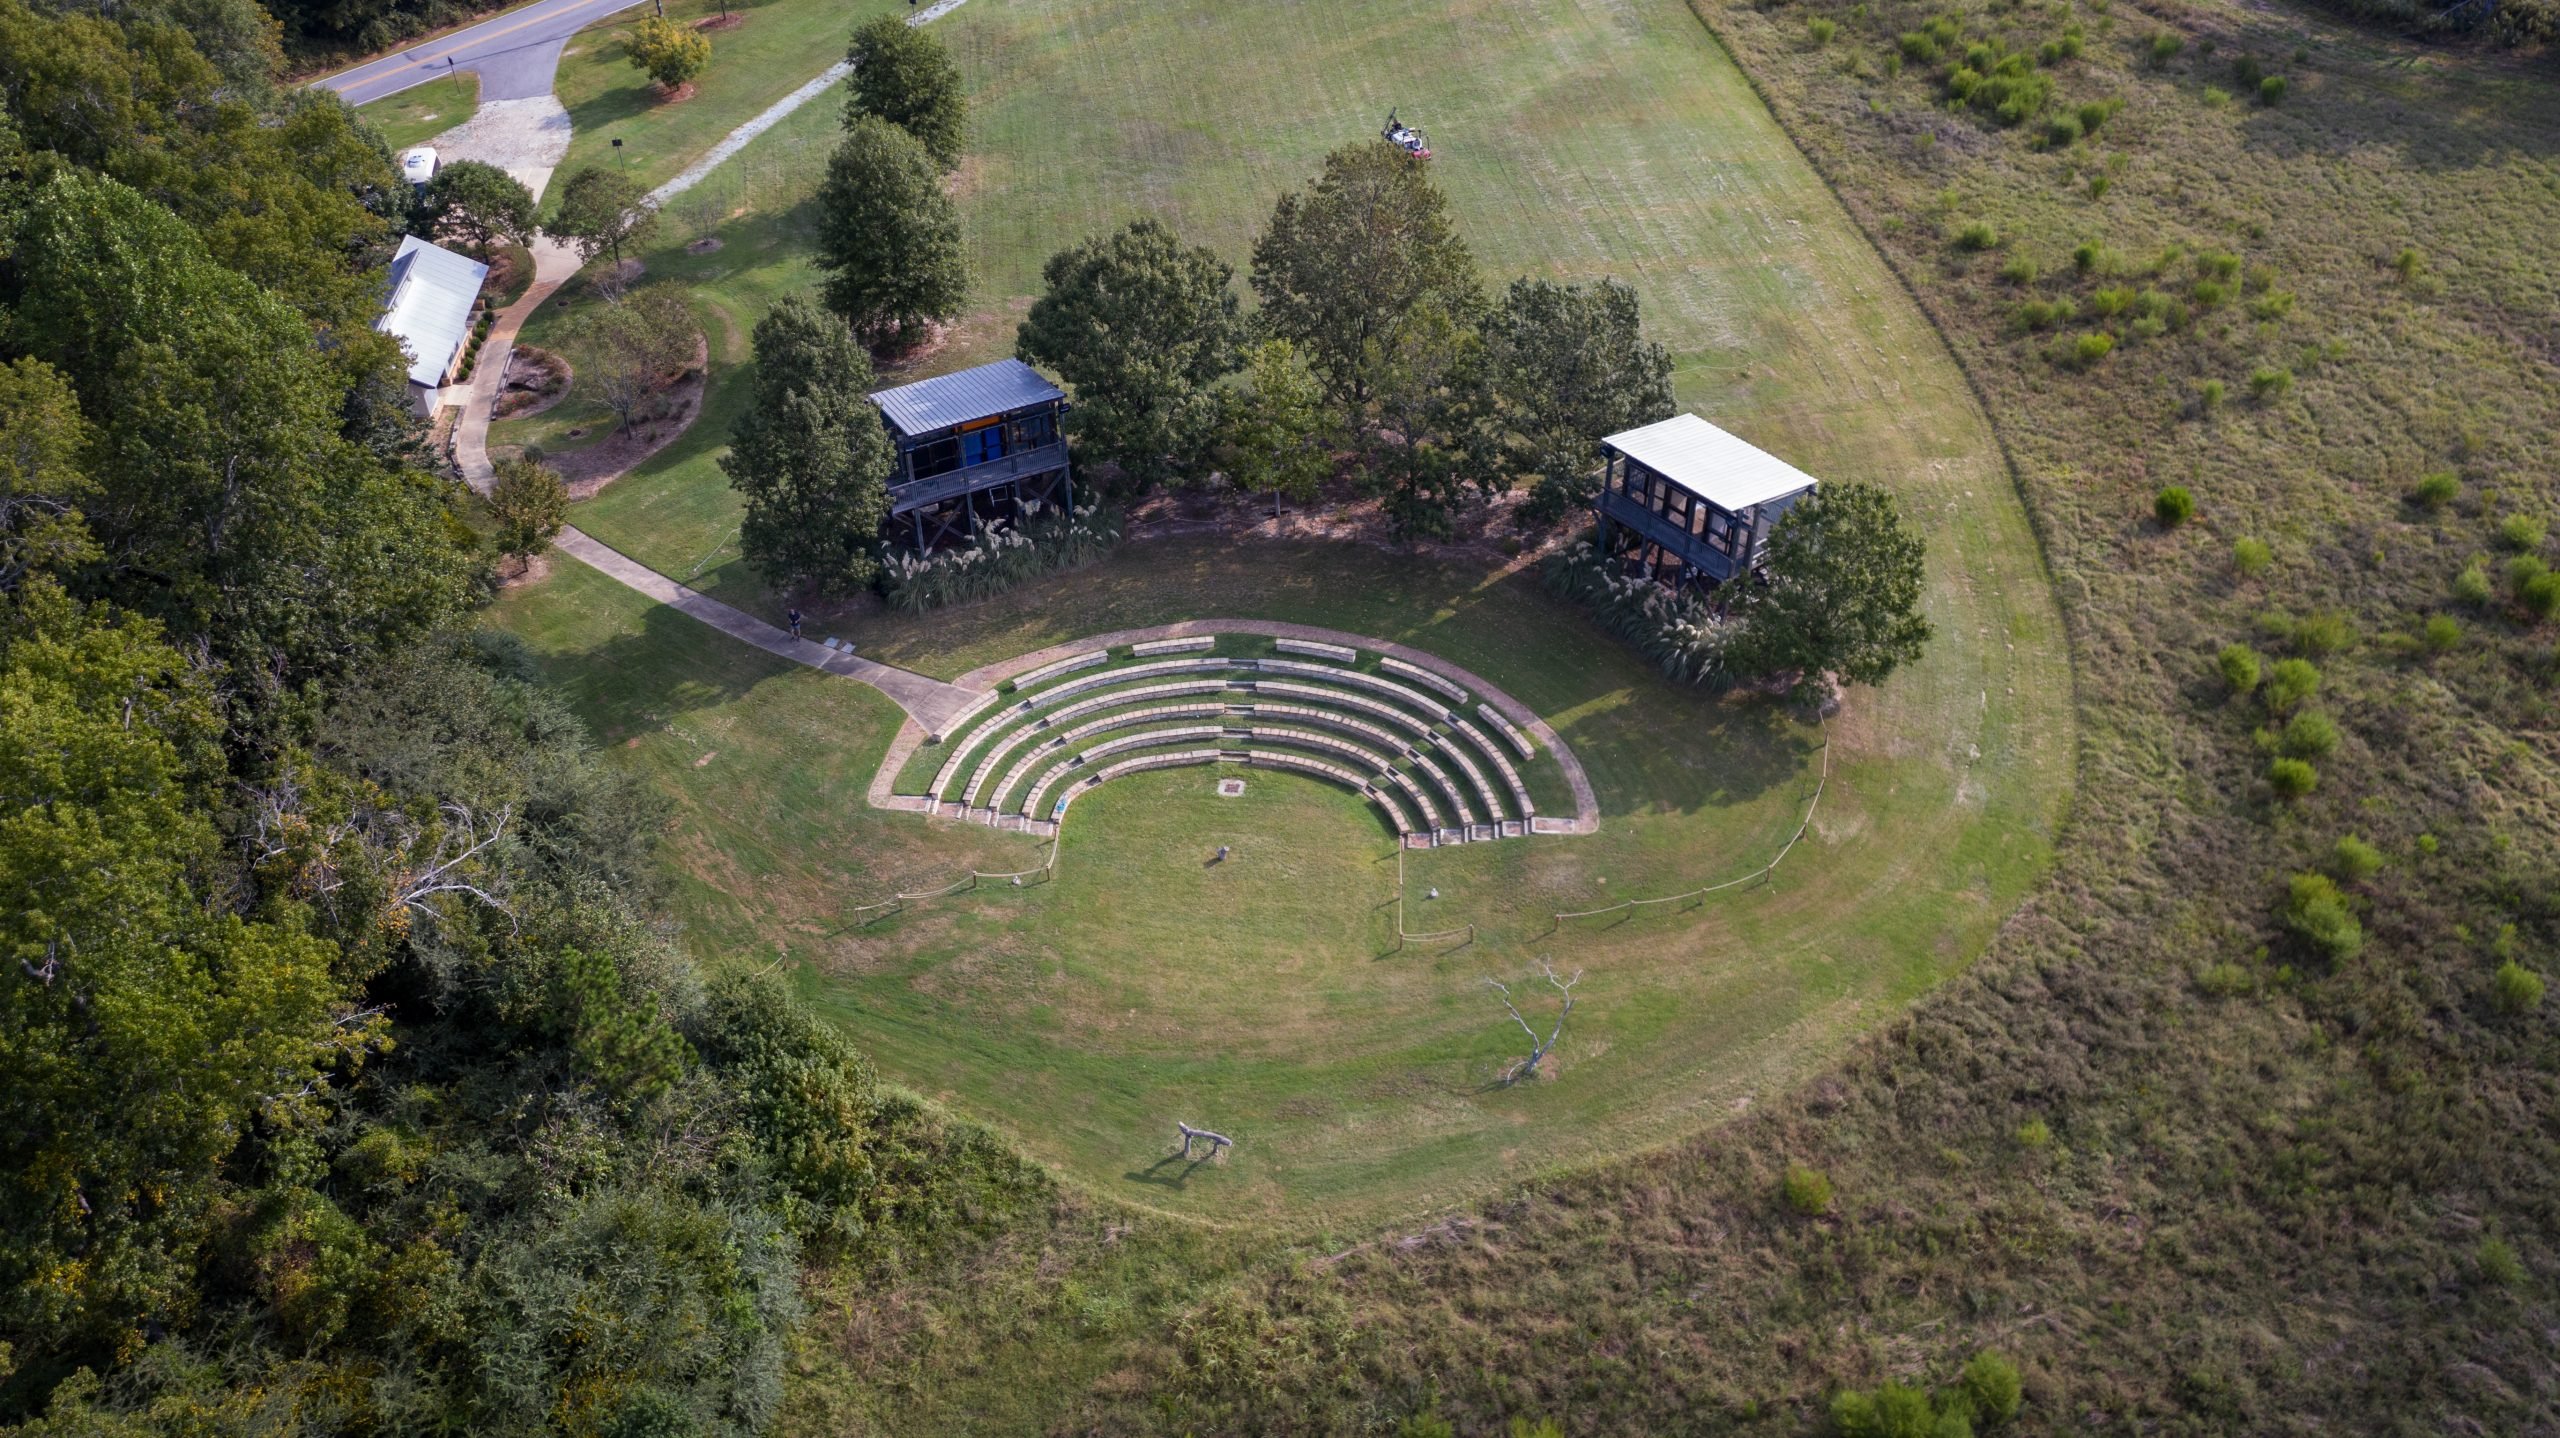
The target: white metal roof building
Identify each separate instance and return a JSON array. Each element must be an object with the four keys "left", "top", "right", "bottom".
[
  {"left": 1593, "top": 412, "right": 1819, "bottom": 589},
  {"left": 377, "top": 235, "right": 489, "bottom": 400}
]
